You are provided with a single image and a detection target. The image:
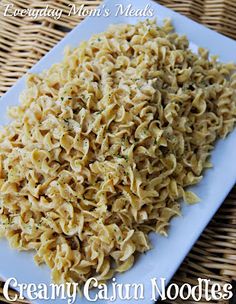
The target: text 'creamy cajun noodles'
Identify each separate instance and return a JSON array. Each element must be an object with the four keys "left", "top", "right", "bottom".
[{"left": 0, "top": 19, "right": 235, "bottom": 287}]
